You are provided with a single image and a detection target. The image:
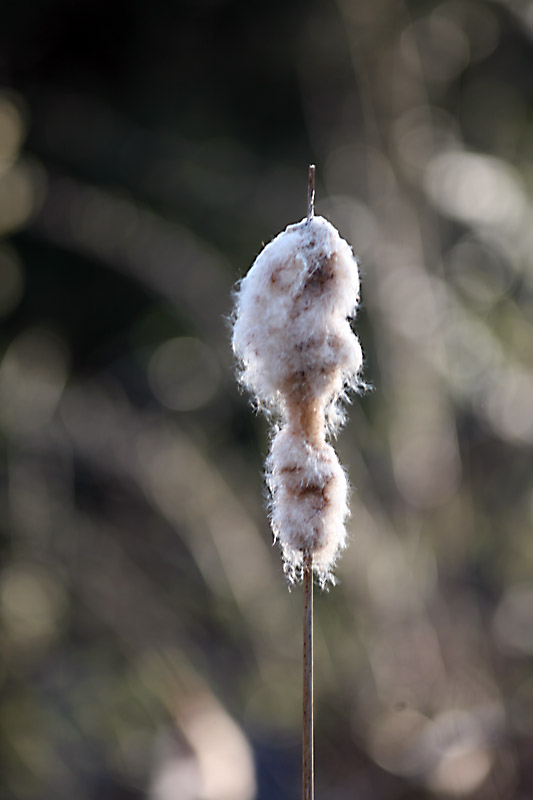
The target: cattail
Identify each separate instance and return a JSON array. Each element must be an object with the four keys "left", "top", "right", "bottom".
[{"left": 232, "top": 173, "right": 363, "bottom": 584}]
